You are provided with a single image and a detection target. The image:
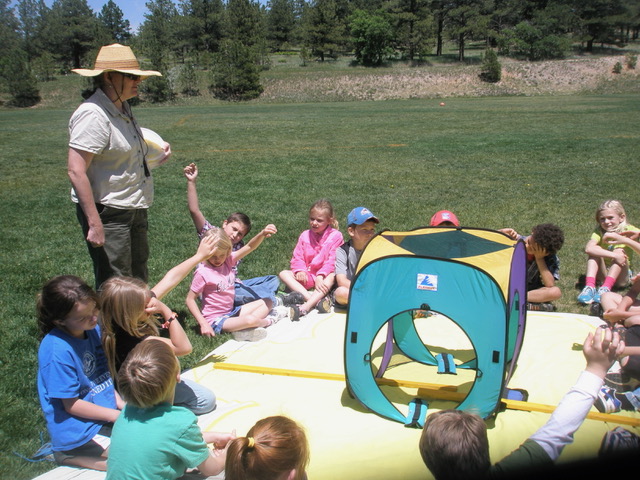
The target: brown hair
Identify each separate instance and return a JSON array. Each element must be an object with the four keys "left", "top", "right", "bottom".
[
  {"left": 310, "top": 198, "right": 338, "bottom": 229},
  {"left": 117, "top": 339, "right": 179, "bottom": 408},
  {"left": 226, "top": 212, "right": 252, "bottom": 233},
  {"left": 226, "top": 416, "right": 309, "bottom": 480},
  {"left": 100, "top": 276, "right": 158, "bottom": 379},
  {"left": 419, "top": 410, "right": 490, "bottom": 480},
  {"left": 36, "top": 275, "right": 99, "bottom": 336}
]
